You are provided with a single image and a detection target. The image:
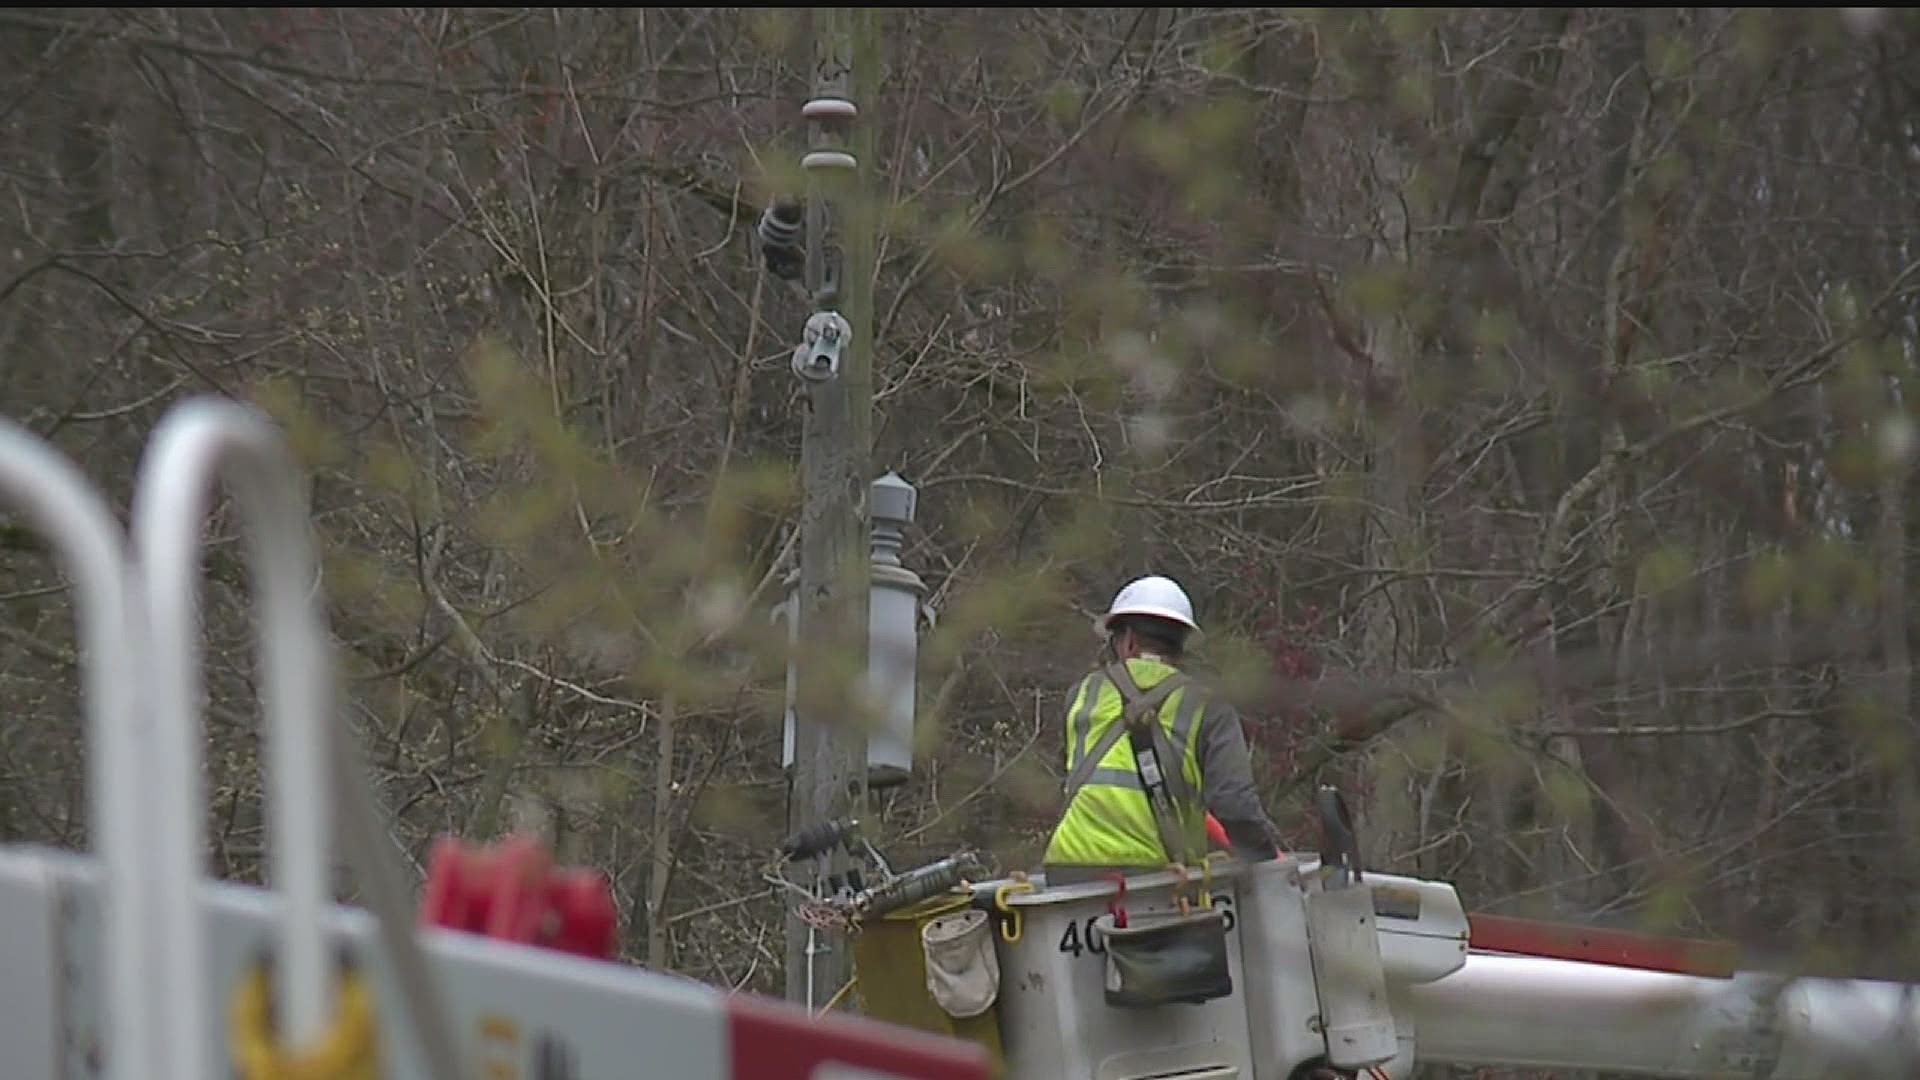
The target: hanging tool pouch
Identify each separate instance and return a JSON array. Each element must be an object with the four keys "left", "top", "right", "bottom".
[
  {"left": 921, "top": 908, "right": 1000, "bottom": 1020},
  {"left": 852, "top": 893, "right": 1008, "bottom": 1072},
  {"left": 1097, "top": 903, "right": 1233, "bottom": 1008},
  {"left": 1093, "top": 661, "right": 1234, "bottom": 1008}
]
